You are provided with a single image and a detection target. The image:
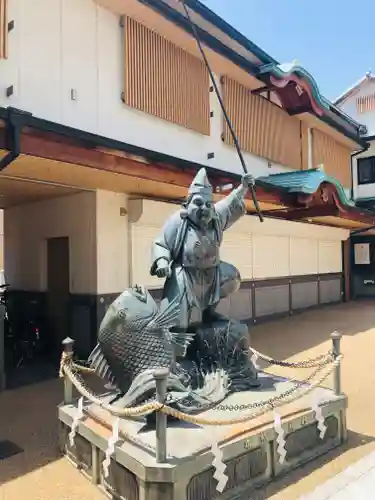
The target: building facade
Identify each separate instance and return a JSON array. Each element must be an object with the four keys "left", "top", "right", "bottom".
[
  {"left": 335, "top": 73, "right": 375, "bottom": 298},
  {"left": 335, "top": 72, "right": 375, "bottom": 201},
  {"left": 0, "top": 0, "right": 374, "bottom": 373}
]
